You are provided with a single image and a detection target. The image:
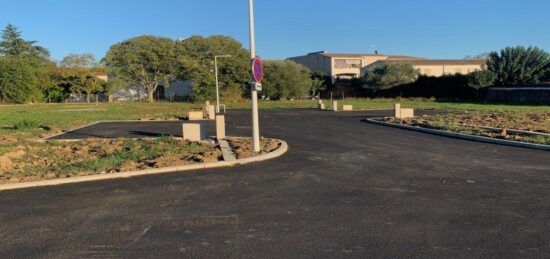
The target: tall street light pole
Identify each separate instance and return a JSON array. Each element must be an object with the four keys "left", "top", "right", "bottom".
[
  {"left": 214, "top": 55, "right": 231, "bottom": 114},
  {"left": 248, "top": 0, "right": 261, "bottom": 152}
]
